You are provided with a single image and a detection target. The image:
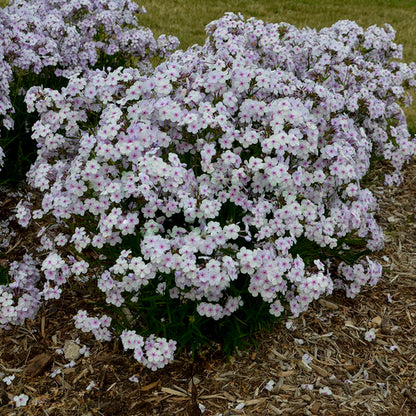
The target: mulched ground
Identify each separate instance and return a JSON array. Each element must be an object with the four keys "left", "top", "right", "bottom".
[{"left": 0, "top": 157, "right": 415, "bottom": 416}]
